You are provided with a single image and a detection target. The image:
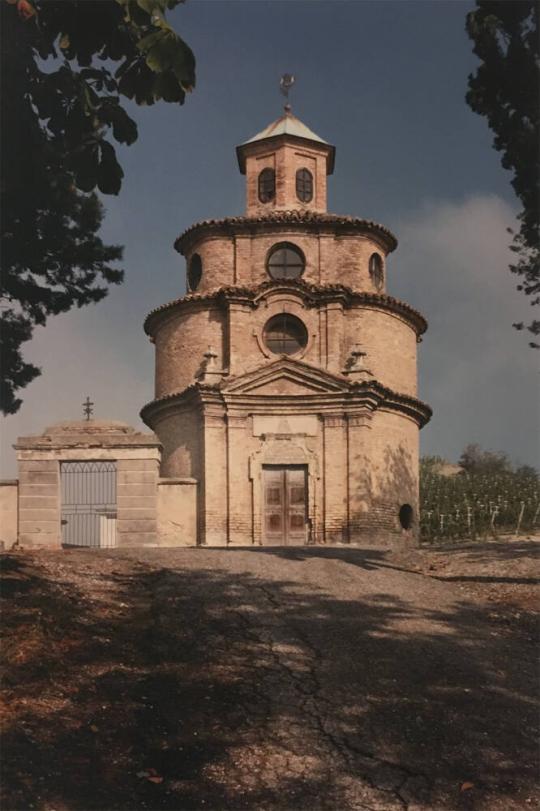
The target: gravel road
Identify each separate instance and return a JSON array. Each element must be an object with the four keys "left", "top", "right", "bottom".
[{"left": 1, "top": 541, "right": 538, "bottom": 811}]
